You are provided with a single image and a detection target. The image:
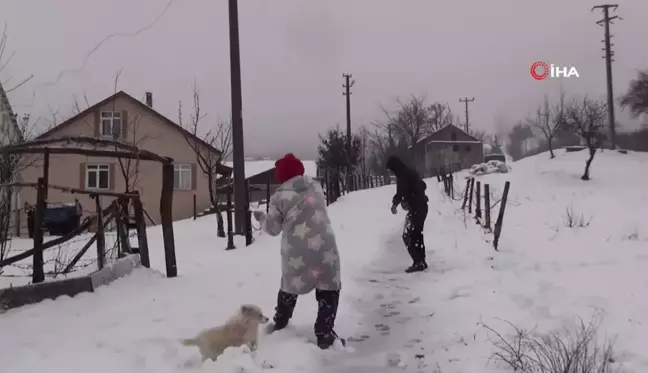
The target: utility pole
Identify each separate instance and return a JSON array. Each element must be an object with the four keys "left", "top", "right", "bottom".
[
  {"left": 342, "top": 73, "right": 354, "bottom": 190},
  {"left": 592, "top": 4, "right": 620, "bottom": 149},
  {"left": 228, "top": 0, "right": 248, "bottom": 235},
  {"left": 459, "top": 97, "right": 475, "bottom": 133}
]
